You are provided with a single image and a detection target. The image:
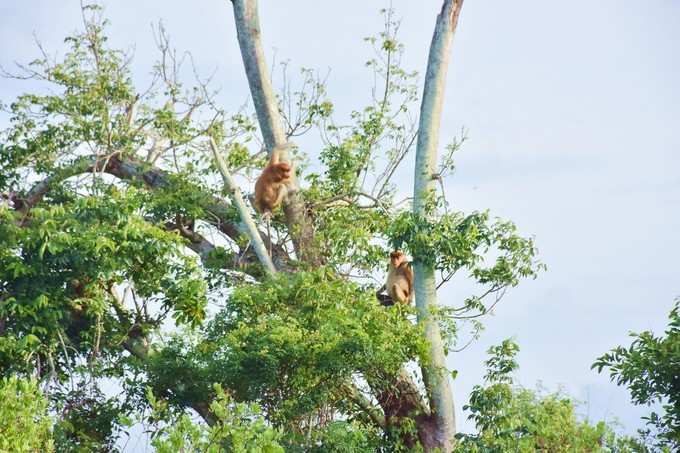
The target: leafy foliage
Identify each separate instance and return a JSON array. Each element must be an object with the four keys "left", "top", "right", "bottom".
[
  {"left": 148, "top": 385, "right": 284, "bottom": 452},
  {"left": 457, "top": 340, "right": 647, "bottom": 453},
  {"left": 388, "top": 210, "right": 543, "bottom": 283},
  {"left": 0, "top": 186, "right": 207, "bottom": 378},
  {"left": 0, "top": 376, "right": 54, "bottom": 452},
  {"left": 52, "top": 381, "right": 122, "bottom": 452},
  {"left": 593, "top": 299, "right": 680, "bottom": 450},
  {"left": 0, "top": 3, "right": 546, "bottom": 450},
  {"left": 144, "top": 270, "right": 427, "bottom": 449}
]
